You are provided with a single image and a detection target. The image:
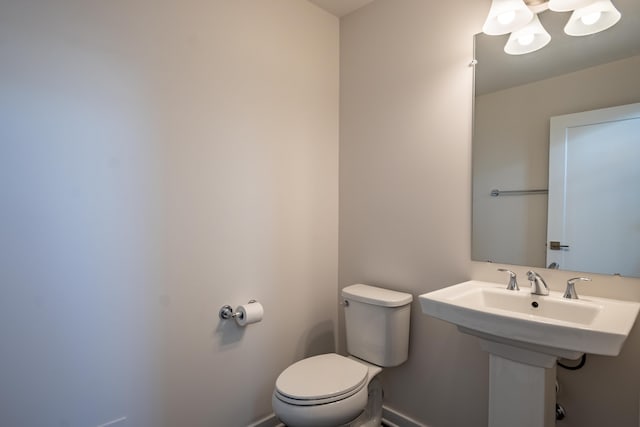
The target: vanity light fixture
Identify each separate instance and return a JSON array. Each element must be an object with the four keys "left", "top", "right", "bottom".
[
  {"left": 564, "top": 0, "right": 622, "bottom": 35},
  {"left": 482, "top": 0, "right": 534, "bottom": 35},
  {"left": 504, "top": 14, "right": 551, "bottom": 54},
  {"left": 482, "top": 0, "right": 622, "bottom": 55}
]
